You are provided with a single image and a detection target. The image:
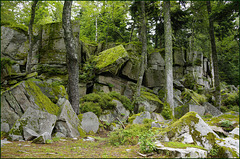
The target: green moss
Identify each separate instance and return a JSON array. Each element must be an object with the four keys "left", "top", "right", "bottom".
[
  {"left": 128, "top": 113, "right": 141, "bottom": 124},
  {"left": 77, "top": 114, "right": 83, "bottom": 123},
  {"left": 94, "top": 45, "right": 128, "bottom": 70},
  {"left": 182, "top": 88, "right": 207, "bottom": 105},
  {"left": 161, "top": 102, "right": 173, "bottom": 120},
  {"left": 25, "top": 72, "right": 38, "bottom": 79},
  {"left": 141, "top": 91, "right": 163, "bottom": 105},
  {"left": 174, "top": 105, "right": 189, "bottom": 119},
  {"left": 108, "top": 91, "right": 133, "bottom": 111},
  {"left": 208, "top": 144, "right": 238, "bottom": 158},
  {"left": 24, "top": 79, "right": 59, "bottom": 115},
  {"left": 78, "top": 126, "right": 86, "bottom": 138},
  {"left": 9, "top": 119, "right": 28, "bottom": 136},
  {"left": 162, "top": 141, "right": 206, "bottom": 150},
  {"left": 1, "top": 21, "right": 28, "bottom": 36},
  {"left": 204, "top": 113, "right": 239, "bottom": 127}
]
